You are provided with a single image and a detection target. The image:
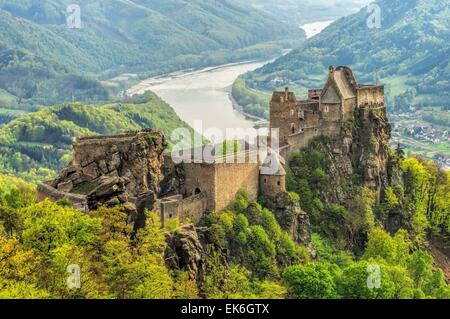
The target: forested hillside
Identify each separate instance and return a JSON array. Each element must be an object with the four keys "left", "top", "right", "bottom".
[
  {"left": 0, "top": 91, "right": 194, "bottom": 183},
  {"left": 241, "top": 0, "right": 450, "bottom": 115},
  {"left": 1, "top": 155, "right": 449, "bottom": 299},
  {"left": 0, "top": 0, "right": 304, "bottom": 109},
  {"left": 248, "top": 0, "right": 371, "bottom": 24}
]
